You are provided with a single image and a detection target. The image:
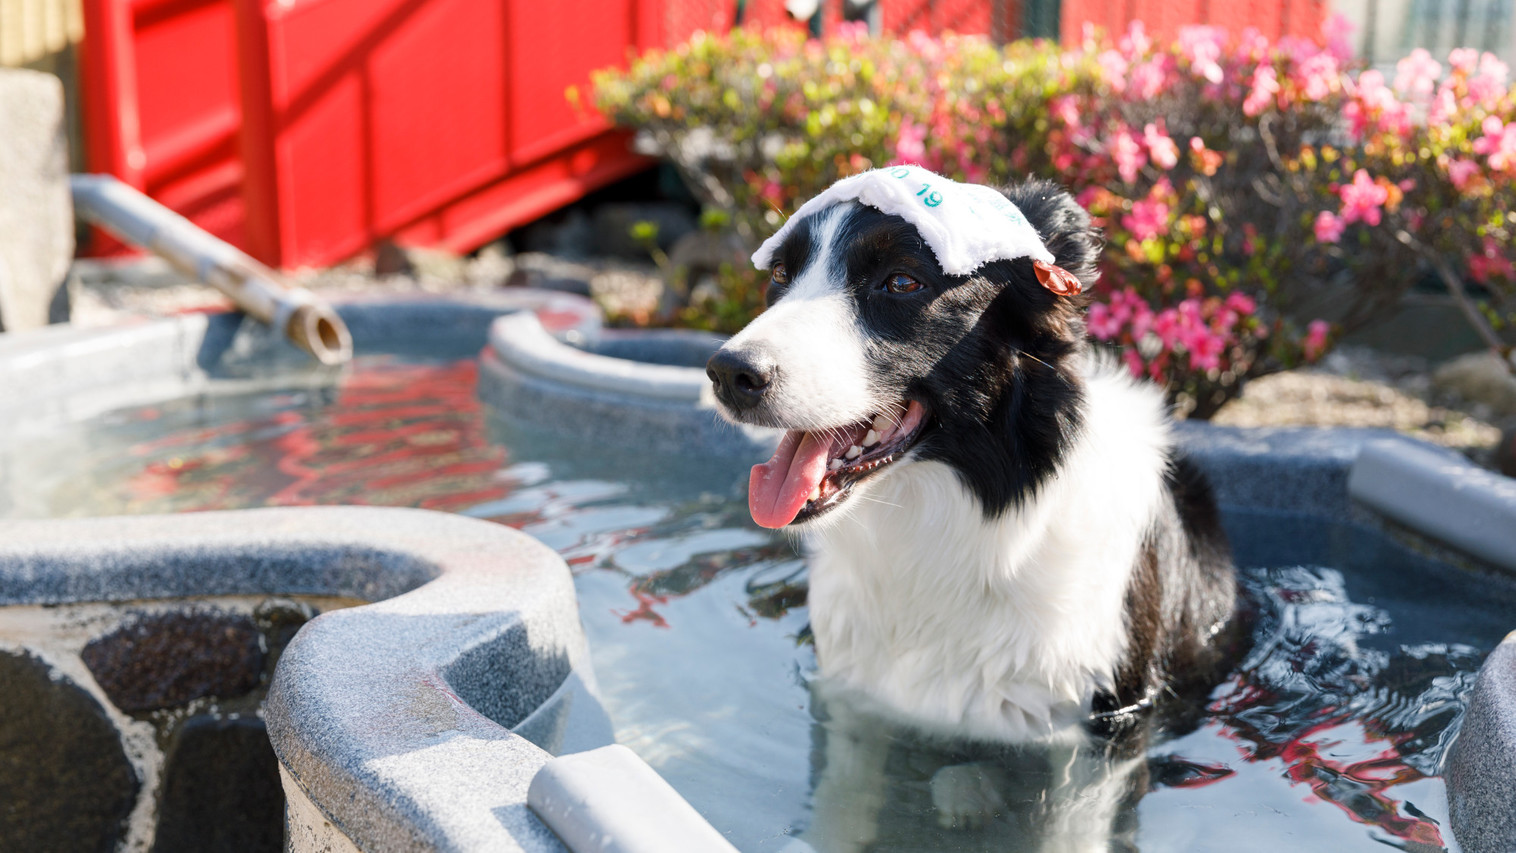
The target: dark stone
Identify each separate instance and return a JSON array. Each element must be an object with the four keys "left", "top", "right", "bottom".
[
  {"left": 1496, "top": 427, "right": 1516, "bottom": 478},
  {"left": 0, "top": 649, "right": 138, "bottom": 852},
  {"left": 589, "top": 201, "right": 697, "bottom": 257},
  {"left": 82, "top": 609, "right": 266, "bottom": 713},
  {"left": 152, "top": 715, "right": 283, "bottom": 853},
  {"left": 253, "top": 598, "right": 317, "bottom": 676}
]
